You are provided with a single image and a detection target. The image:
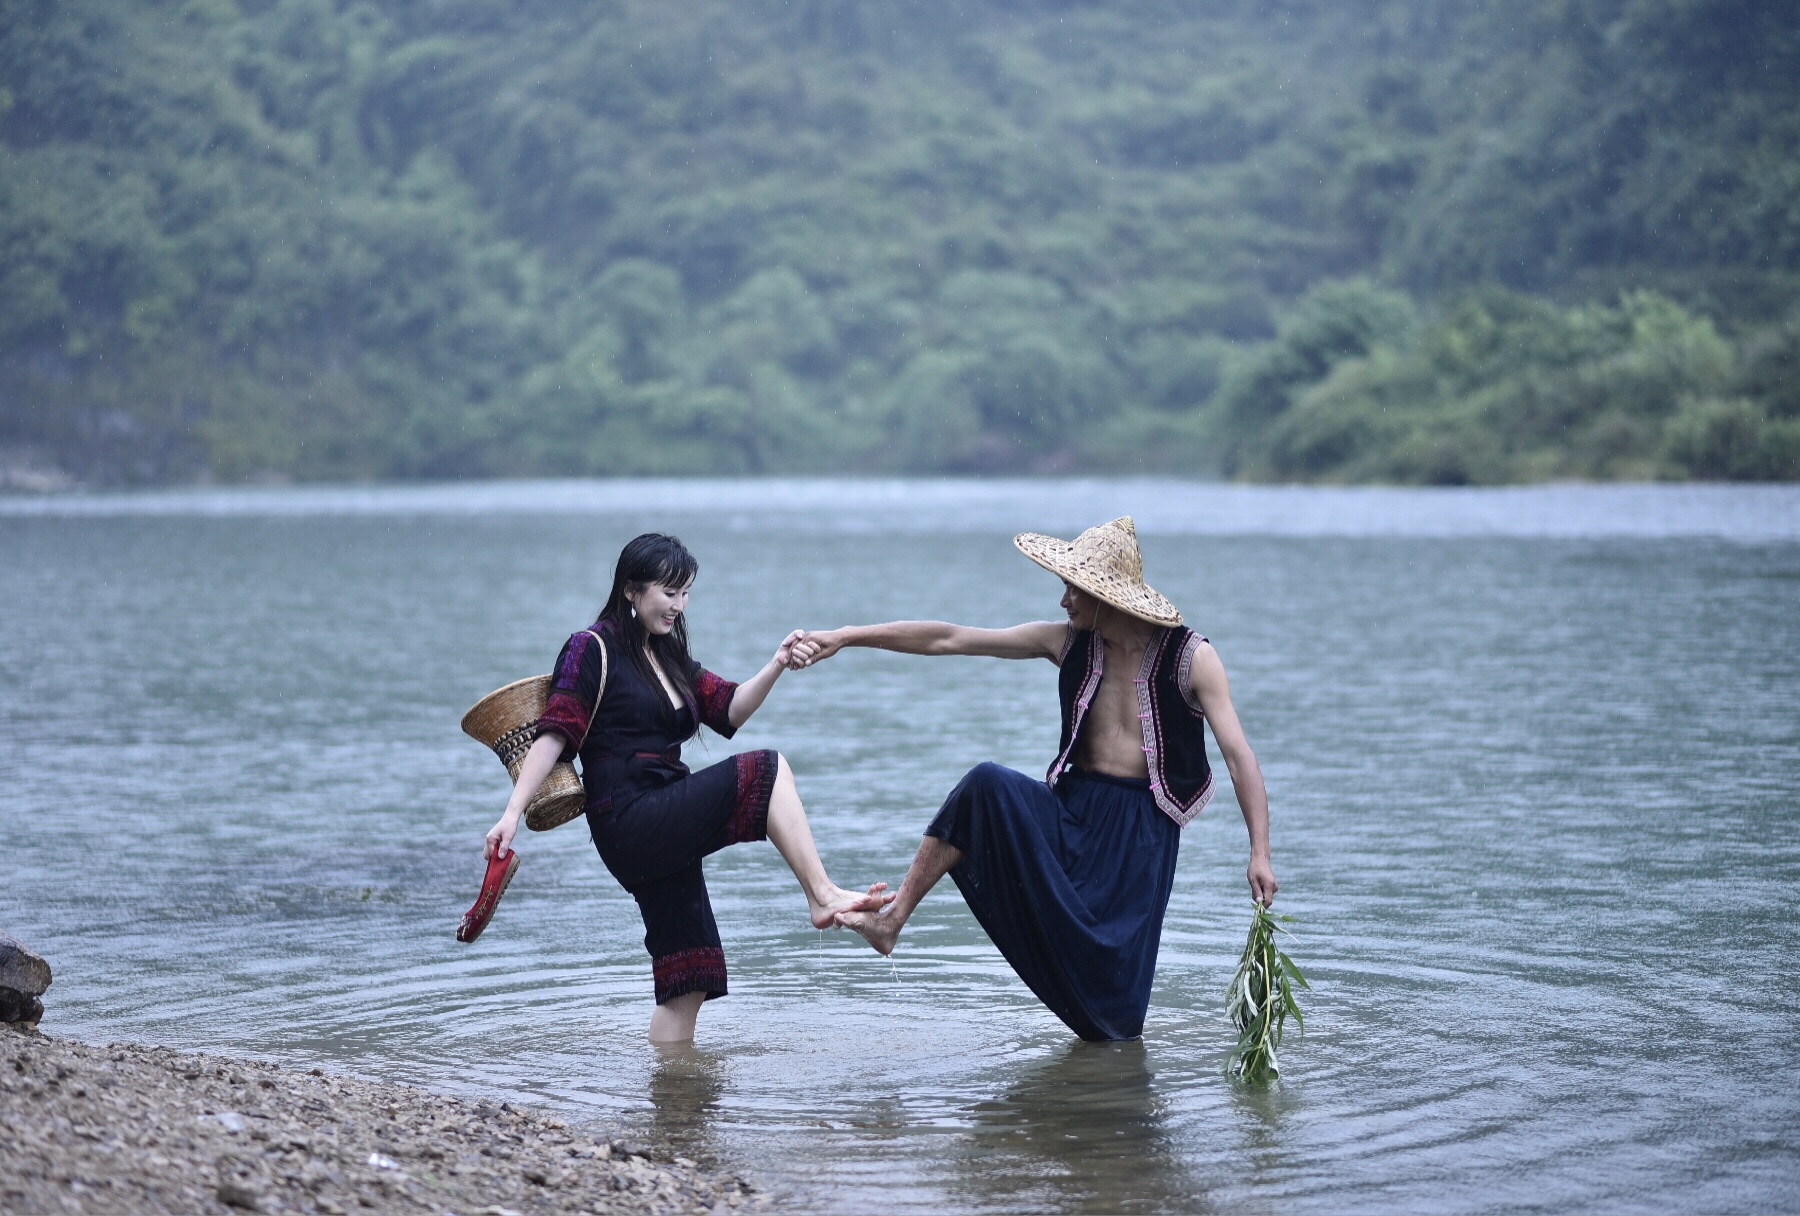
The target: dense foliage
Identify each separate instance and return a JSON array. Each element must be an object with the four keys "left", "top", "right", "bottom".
[{"left": 2, "top": 0, "right": 1796, "bottom": 483}]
